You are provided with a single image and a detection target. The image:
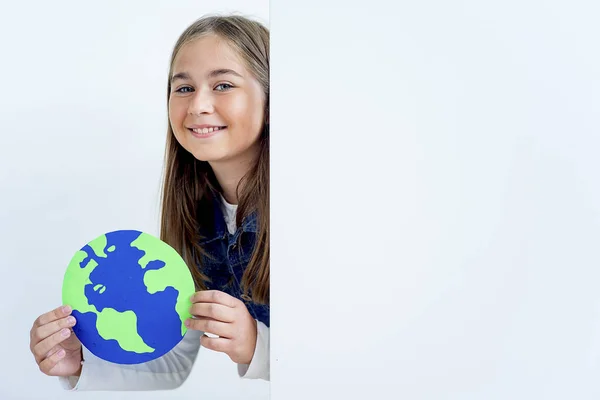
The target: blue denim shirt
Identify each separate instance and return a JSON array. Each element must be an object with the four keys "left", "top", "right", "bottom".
[{"left": 197, "top": 198, "right": 270, "bottom": 328}]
